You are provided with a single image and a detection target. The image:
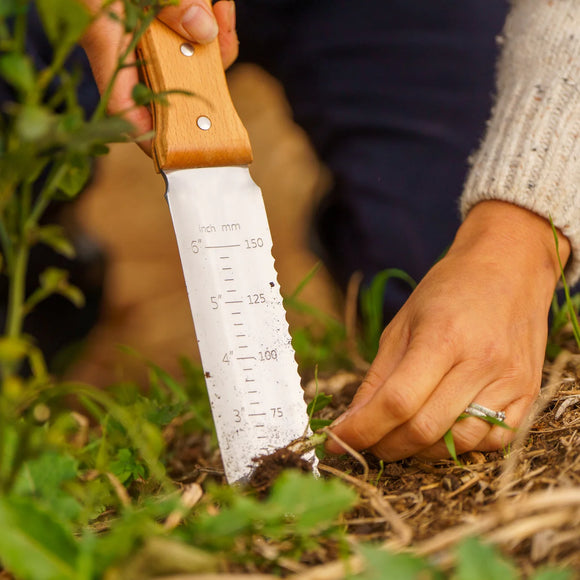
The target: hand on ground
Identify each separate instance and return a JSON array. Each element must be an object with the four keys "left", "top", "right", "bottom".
[{"left": 327, "top": 201, "right": 570, "bottom": 461}]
